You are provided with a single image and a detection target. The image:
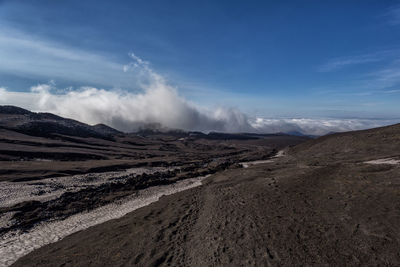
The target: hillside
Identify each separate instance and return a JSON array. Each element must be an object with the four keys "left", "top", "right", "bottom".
[
  {"left": 13, "top": 123, "right": 400, "bottom": 266},
  {"left": 290, "top": 123, "right": 400, "bottom": 164},
  {"left": 0, "top": 105, "right": 308, "bottom": 182},
  {"left": 0, "top": 105, "right": 122, "bottom": 139}
]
